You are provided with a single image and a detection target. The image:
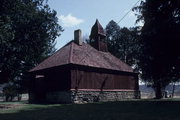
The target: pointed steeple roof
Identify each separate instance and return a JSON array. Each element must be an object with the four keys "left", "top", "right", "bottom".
[
  {"left": 89, "top": 19, "right": 108, "bottom": 52},
  {"left": 90, "top": 19, "right": 106, "bottom": 40}
]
